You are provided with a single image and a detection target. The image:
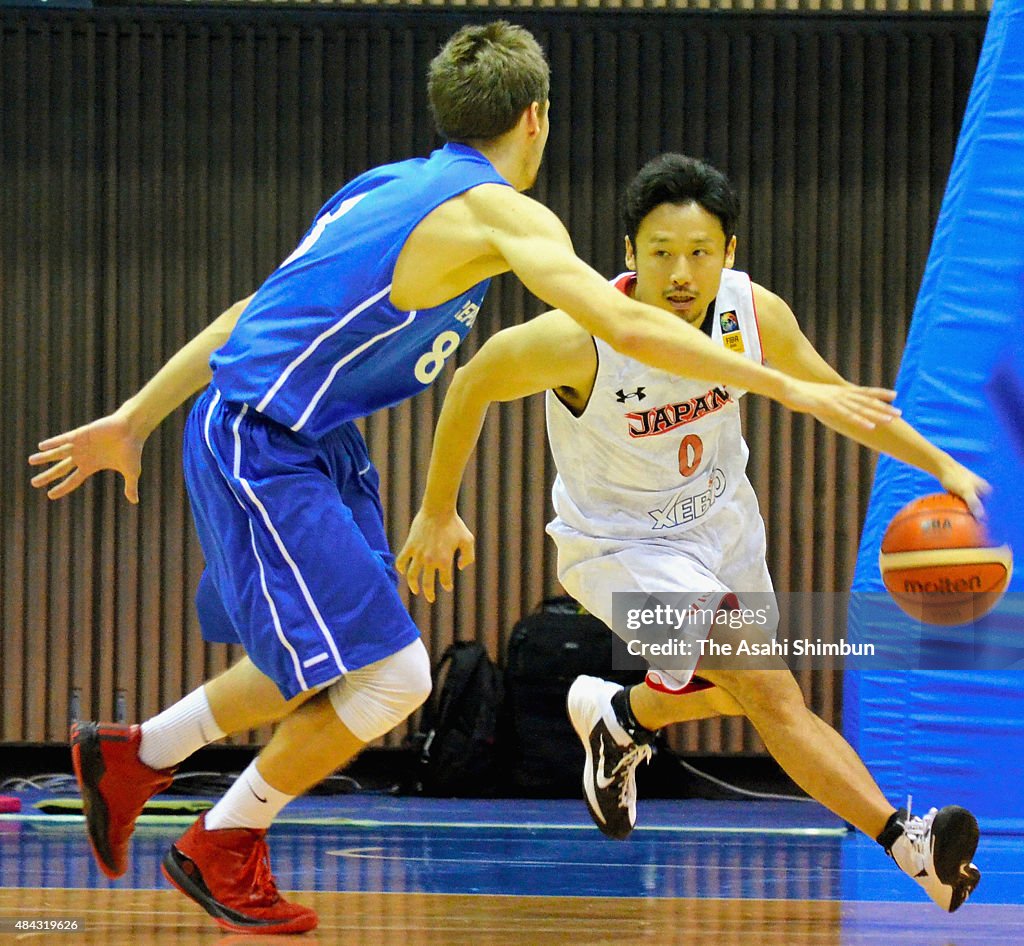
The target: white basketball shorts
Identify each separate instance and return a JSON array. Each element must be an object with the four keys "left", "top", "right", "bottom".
[{"left": 547, "top": 477, "right": 779, "bottom": 689}]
